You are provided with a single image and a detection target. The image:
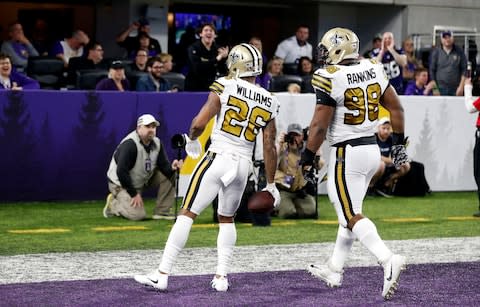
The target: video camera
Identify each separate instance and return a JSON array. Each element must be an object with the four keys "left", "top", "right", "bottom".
[
  {"left": 284, "top": 127, "right": 310, "bottom": 145},
  {"left": 171, "top": 134, "right": 186, "bottom": 149},
  {"left": 284, "top": 132, "right": 297, "bottom": 144}
]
